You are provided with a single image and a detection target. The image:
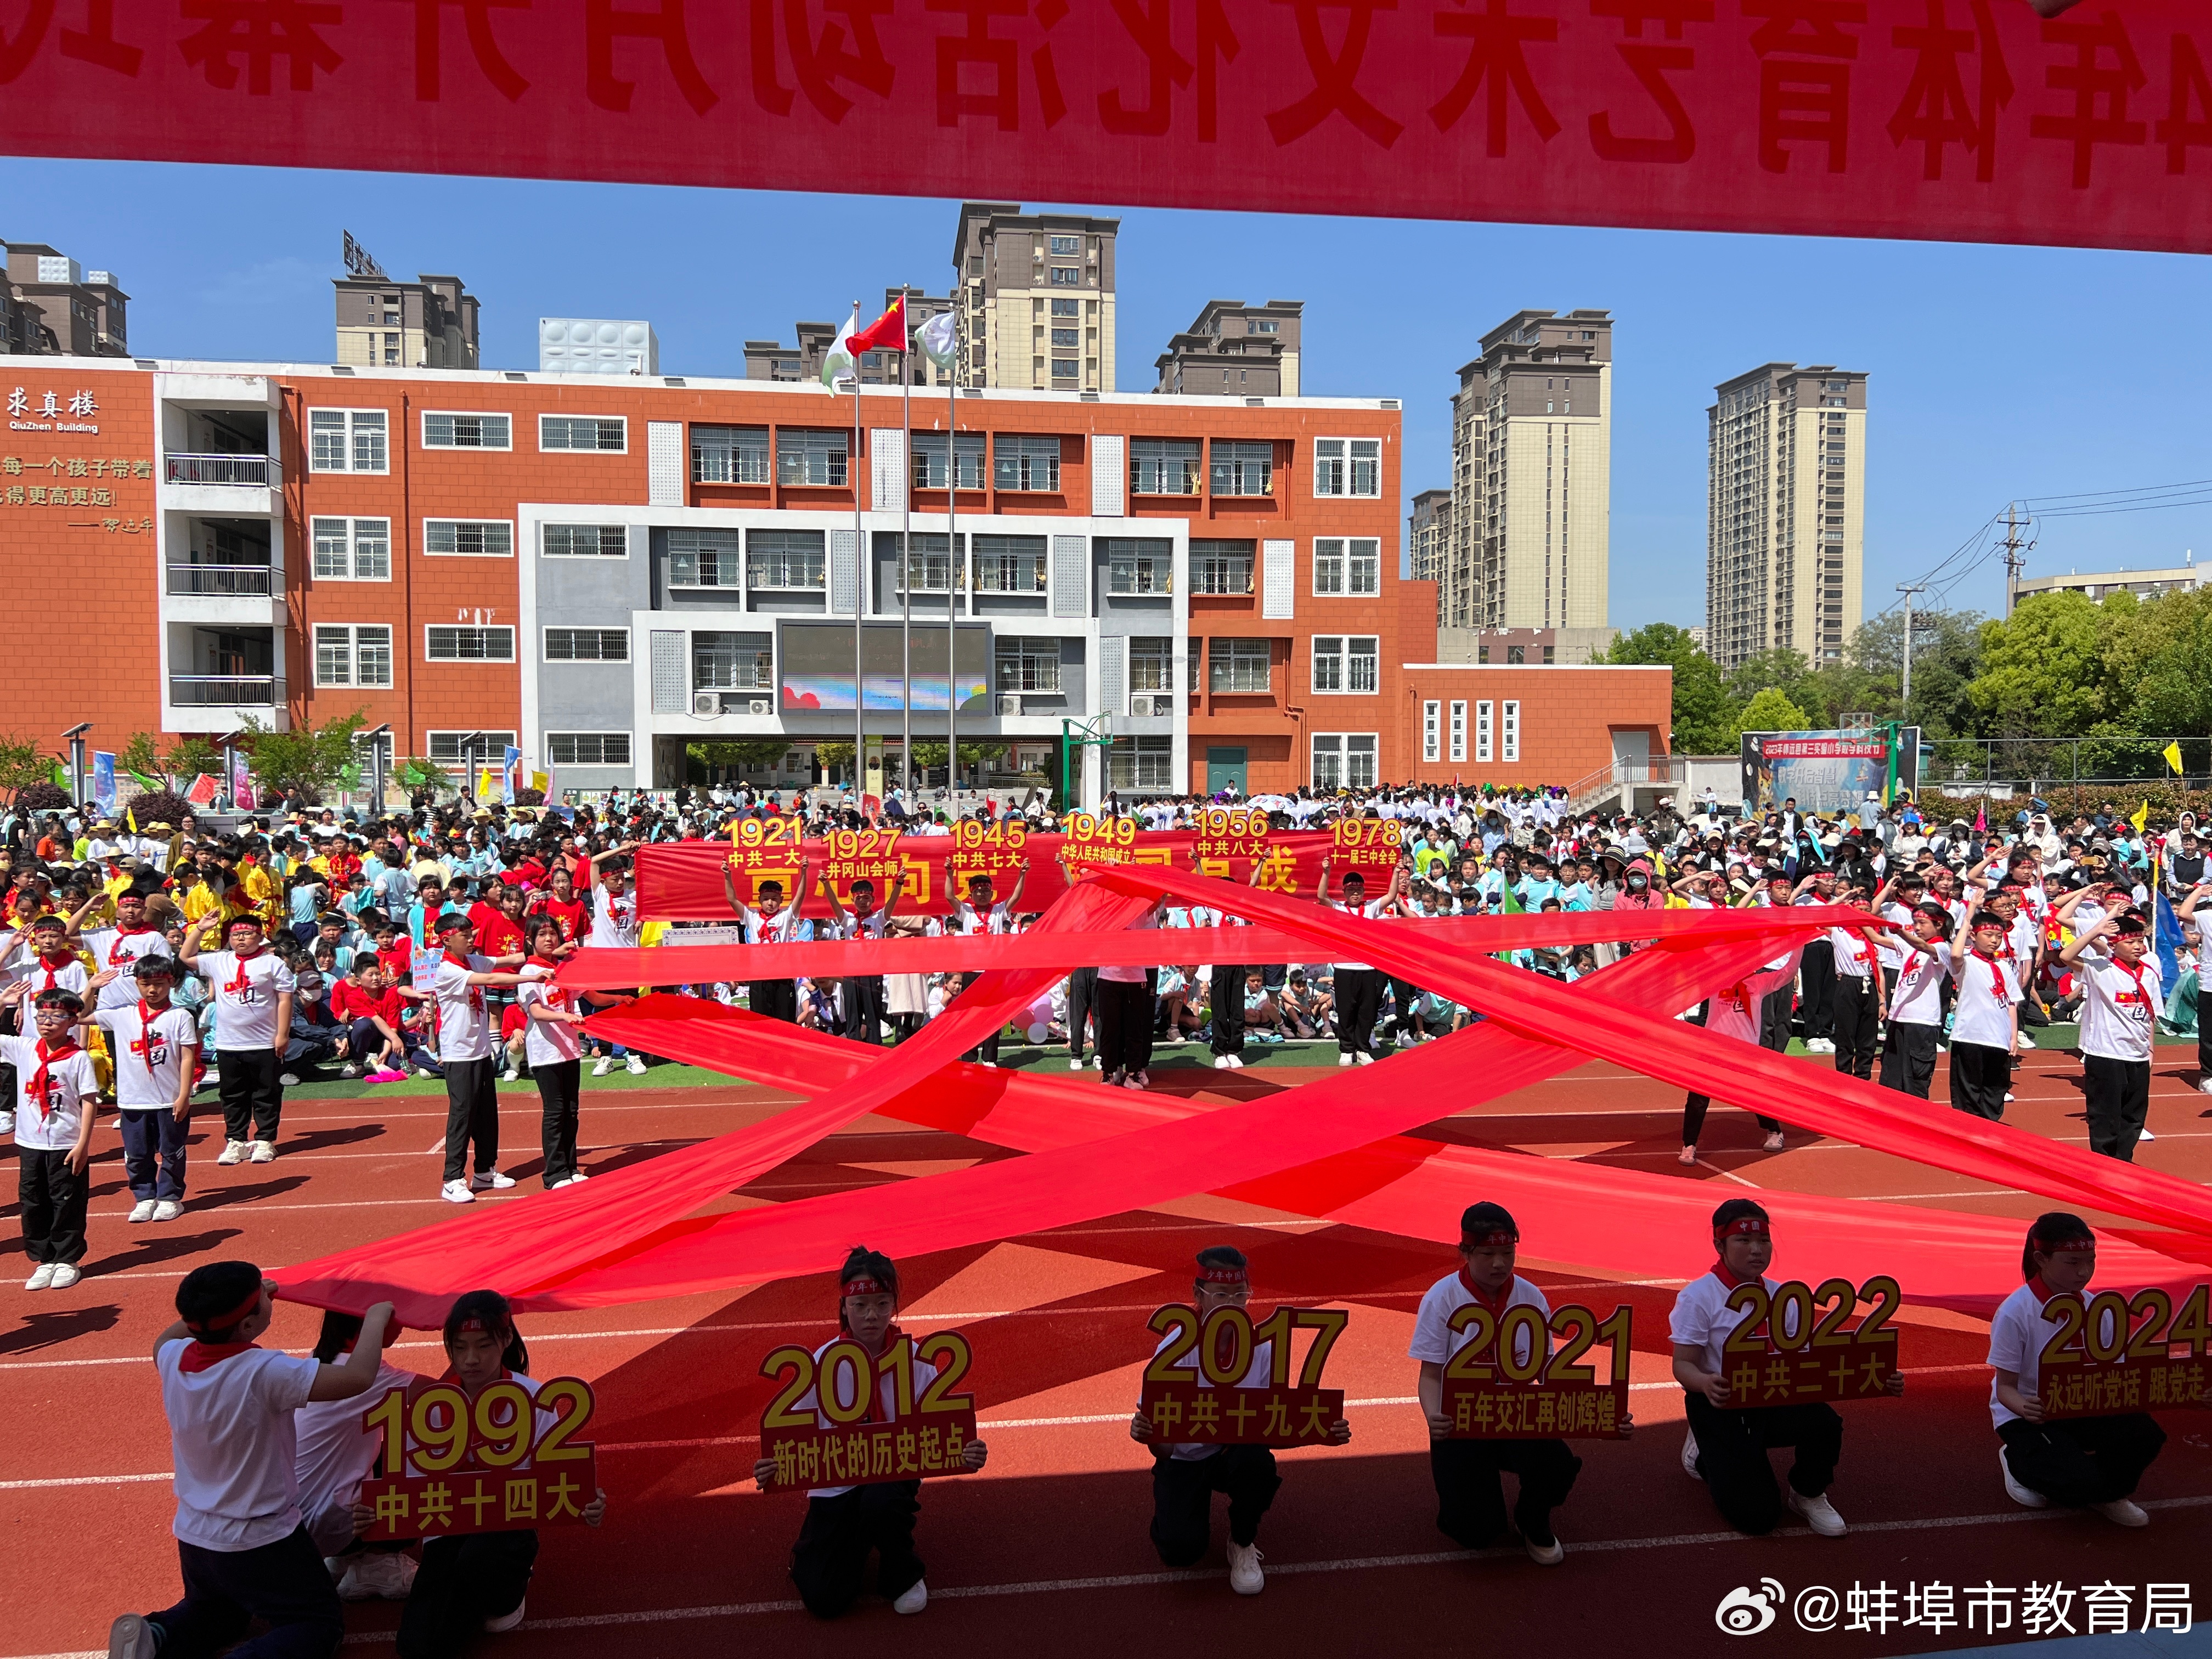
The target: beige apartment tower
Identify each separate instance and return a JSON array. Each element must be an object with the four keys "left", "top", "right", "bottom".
[
  {"left": 1447, "top": 310, "right": 1611, "bottom": 631},
  {"left": 952, "top": 202, "right": 1116, "bottom": 393},
  {"left": 1705, "top": 364, "right": 1866, "bottom": 669}
]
